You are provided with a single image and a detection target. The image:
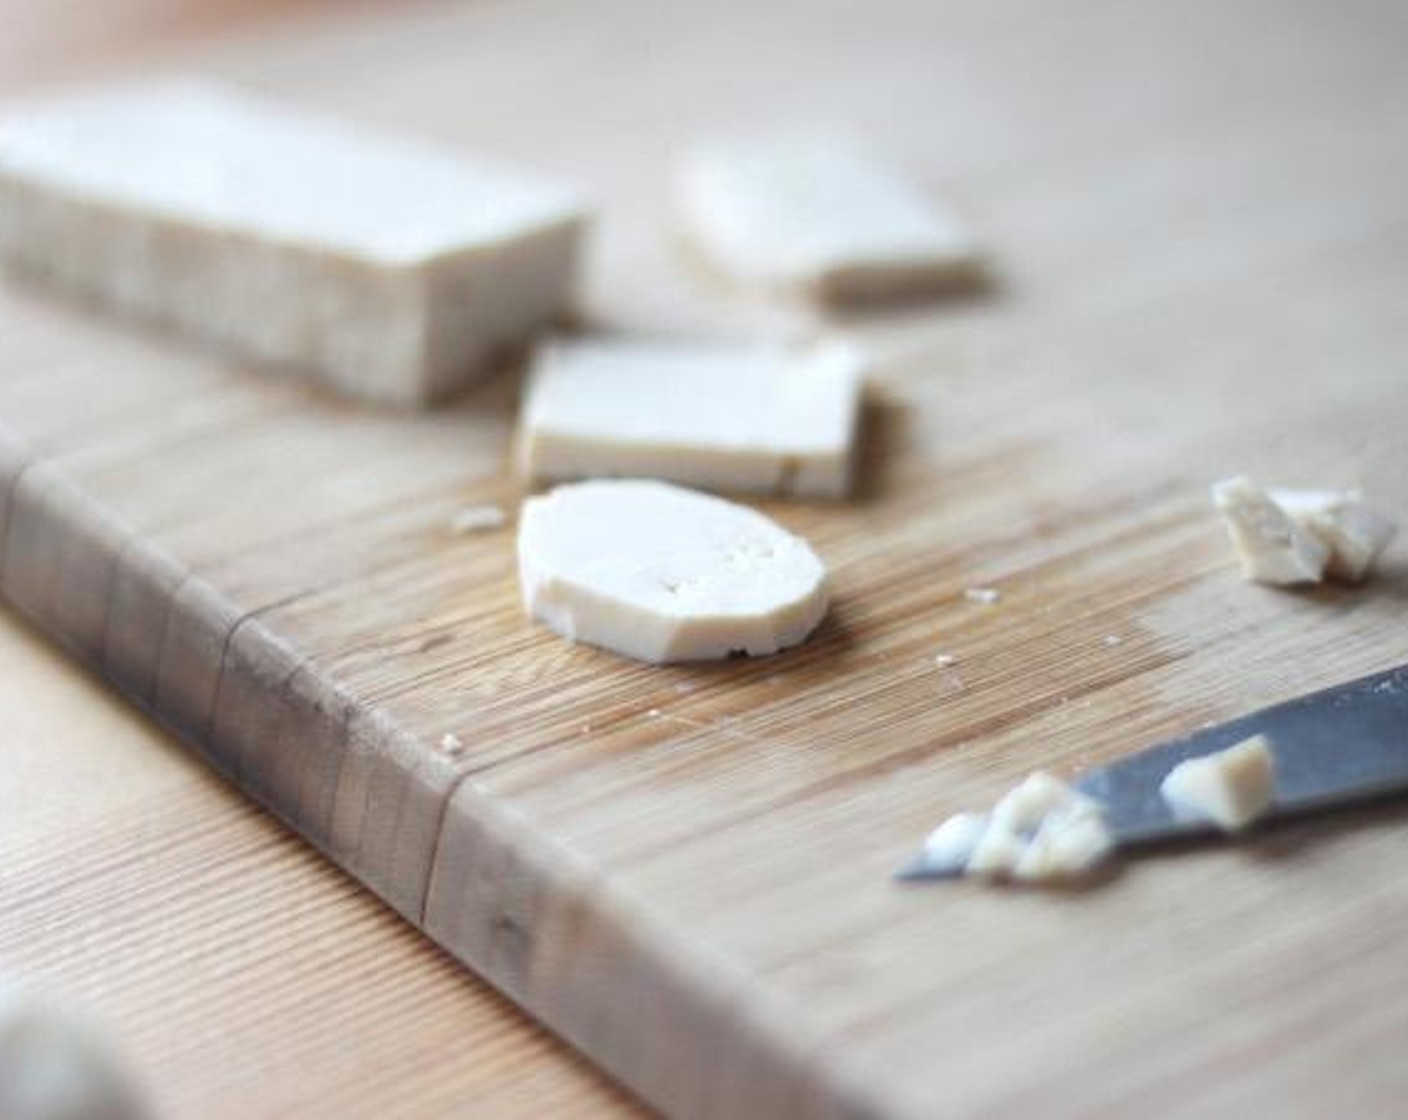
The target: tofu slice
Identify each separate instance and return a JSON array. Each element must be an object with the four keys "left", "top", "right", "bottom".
[
  {"left": 674, "top": 138, "right": 980, "bottom": 303},
  {"left": 517, "top": 479, "right": 828, "bottom": 663},
  {"left": 1210, "top": 476, "right": 1329, "bottom": 585},
  {"left": 1159, "top": 734, "right": 1276, "bottom": 832},
  {"left": 1268, "top": 487, "right": 1397, "bottom": 582},
  {"left": 518, "top": 338, "right": 865, "bottom": 498},
  {"left": 0, "top": 82, "right": 586, "bottom": 407}
]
